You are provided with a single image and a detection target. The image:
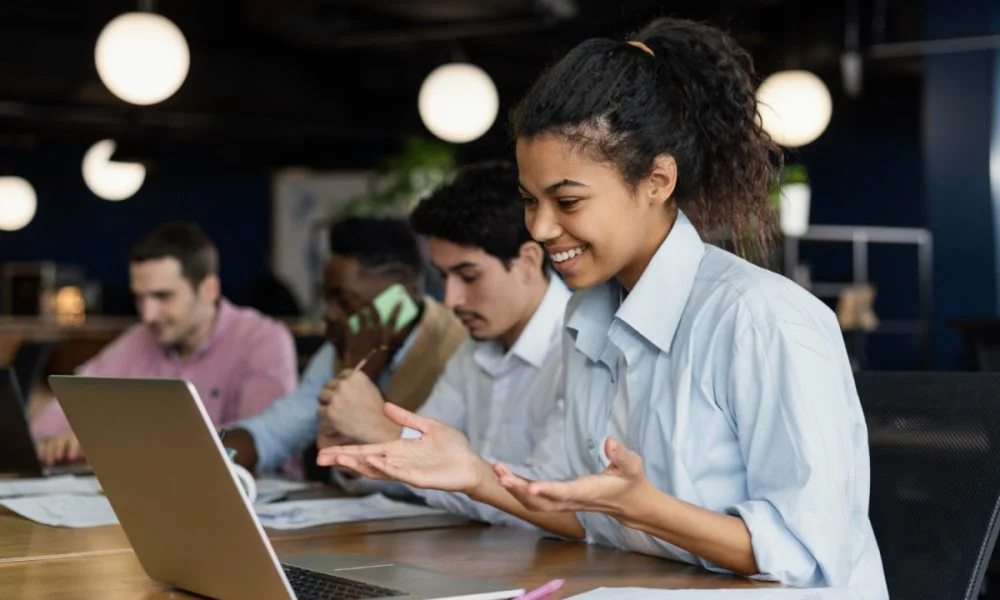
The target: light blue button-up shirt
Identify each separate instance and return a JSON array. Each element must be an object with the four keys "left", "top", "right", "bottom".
[{"left": 562, "top": 211, "right": 888, "bottom": 599}]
